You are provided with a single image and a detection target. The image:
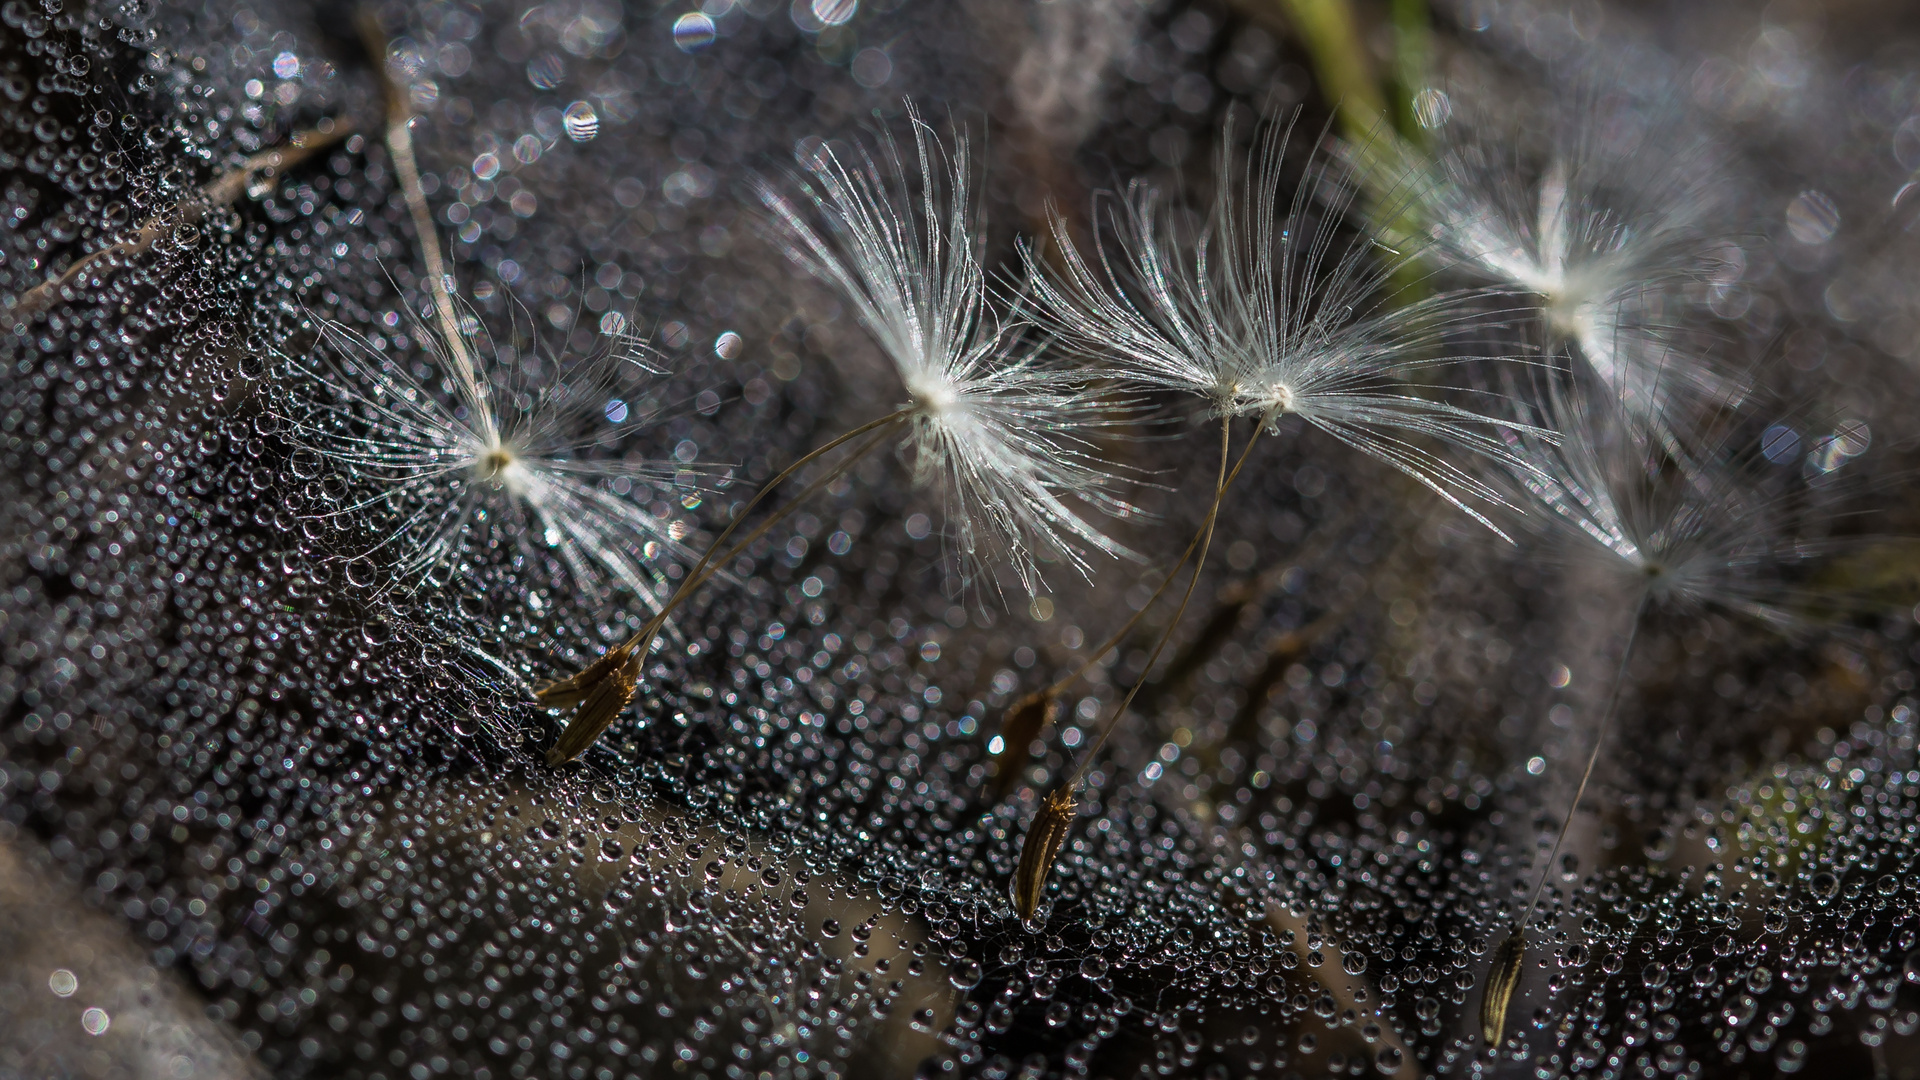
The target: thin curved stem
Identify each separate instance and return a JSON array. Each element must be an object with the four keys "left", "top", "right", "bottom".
[
  {"left": 1039, "top": 513, "right": 1219, "bottom": 702},
  {"left": 1064, "top": 406, "right": 1276, "bottom": 790},
  {"left": 543, "top": 410, "right": 912, "bottom": 762},
  {"left": 9, "top": 124, "right": 352, "bottom": 320},
  {"left": 1515, "top": 592, "right": 1649, "bottom": 931},
  {"left": 615, "top": 409, "right": 912, "bottom": 657},
  {"left": 357, "top": 9, "right": 493, "bottom": 443}
]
